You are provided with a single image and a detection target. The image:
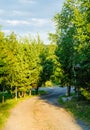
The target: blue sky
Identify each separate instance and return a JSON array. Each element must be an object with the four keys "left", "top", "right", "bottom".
[{"left": 0, "top": 0, "right": 64, "bottom": 43}]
